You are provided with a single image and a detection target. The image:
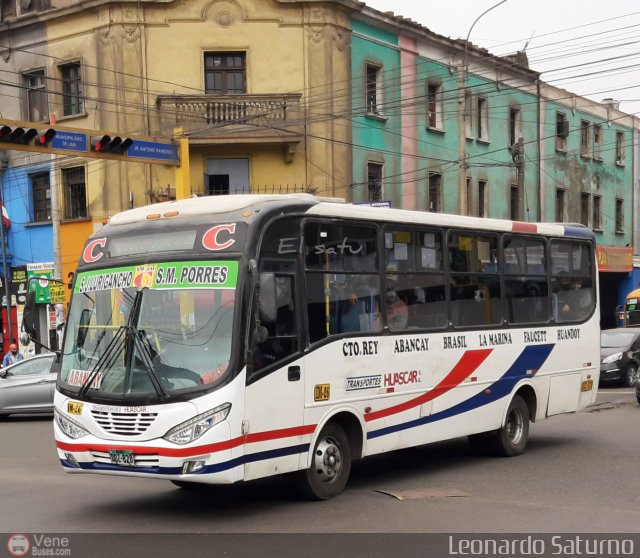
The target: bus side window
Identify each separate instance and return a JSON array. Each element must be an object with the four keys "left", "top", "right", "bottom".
[
  {"left": 253, "top": 273, "right": 297, "bottom": 372},
  {"left": 550, "top": 239, "right": 595, "bottom": 323}
]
